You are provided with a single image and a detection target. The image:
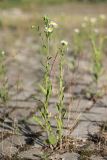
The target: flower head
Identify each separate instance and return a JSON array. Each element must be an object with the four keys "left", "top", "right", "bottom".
[
  {"left": 94, "top": 28, "right": 99, "bottom": 34},
  {"left": 99, "top": 14, "right": 106, "bottom": 20},
  {"left": 81, "top": 23, "right": 86, "bottom": 28},
  {"left": 45, "top": 27, "right": 53, "bottom": 33},
  {"left": 44, "top": 19, "right": 57, "bottom": 37},
  {"left": 1, "top": 51, "right": 5, "bottom": 55},
  {"left": 74, "top": 28, "right": 80, "bottom": 34},
  {"left": 61, "top": 40, "right": 68, "bottom": 46},
  {"left": 31, "top": 25, "right": 36, "bottom": 29},
  {"left": 90, "top": 17, "right": 97, "bottom": 24},
  {"left": 49, "top": 21, "right": 58, "bottom": 28},
  {"left": 84, "top": 16, "right": 89, "bottom": 22}
]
